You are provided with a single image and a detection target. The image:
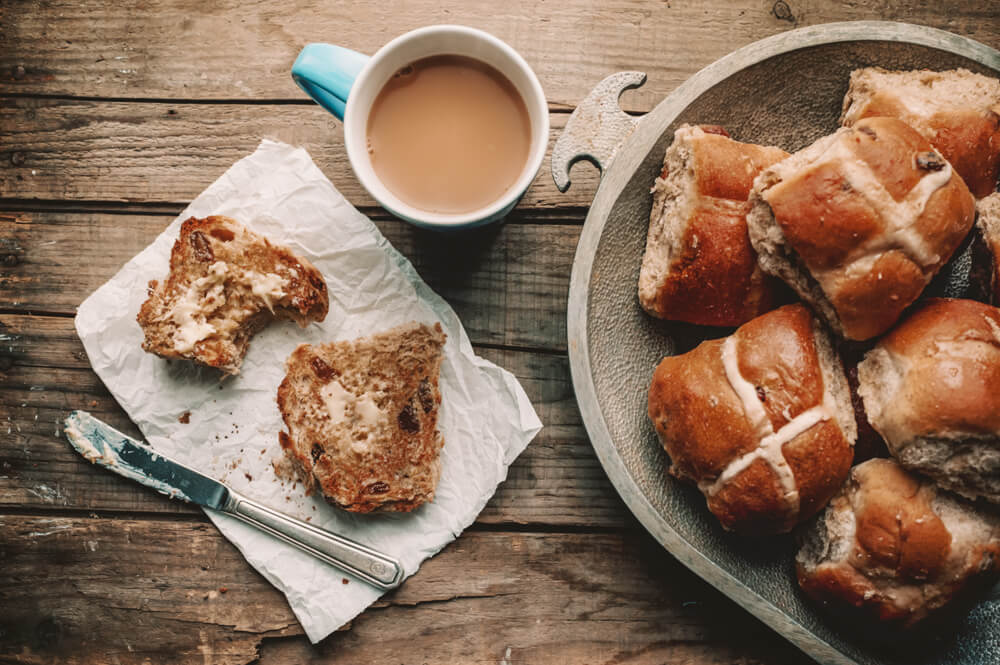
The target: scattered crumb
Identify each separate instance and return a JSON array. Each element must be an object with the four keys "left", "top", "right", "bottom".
[
  {"left": 272, "top": 456, "right": 296, "bottom": 483},
  {"left": 218, "top": 587, "right": 228, "bottom": 594},
  {"left": 342, "top": 578, "right": 349, "bottom": 585},
  {"left": 244, "top": 472, "right": 253, "bottom": 482},
  {"left": 178, "top": 411, "right": 191, "bottom": 424},
  {"left": 89, "top": 400, "right": 98, "bottom": 408}
]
